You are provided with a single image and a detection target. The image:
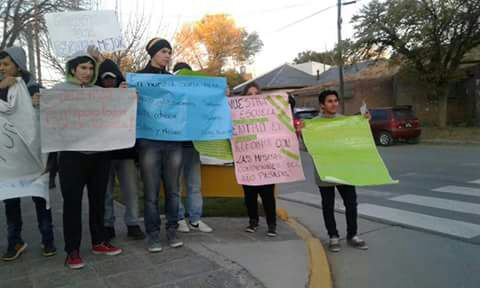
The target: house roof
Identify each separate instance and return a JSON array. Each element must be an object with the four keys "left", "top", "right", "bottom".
[
  {"left": 233, "top": 63, "right": 321, "bottom": 94},
  {"left": 291, "top": 60, "right": 399, "bottom": 97}
]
